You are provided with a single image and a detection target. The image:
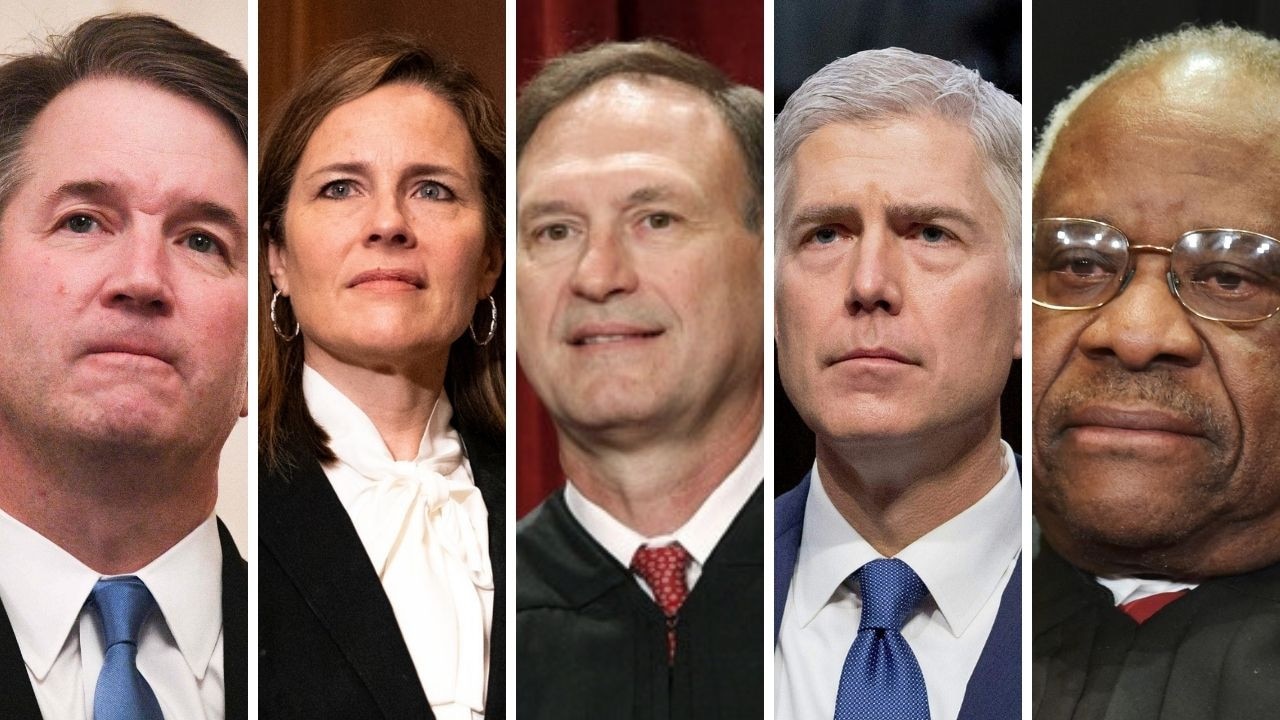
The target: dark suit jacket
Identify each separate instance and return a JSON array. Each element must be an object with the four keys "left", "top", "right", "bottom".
[
  {"left": 516, "top": 486, "right": 764, "bottom": 719},
  {"left": 1033, "top": 543, "right": 1280, "bottom": 719},
  {"left": 259, "top": 424, "right": 505, "bottom": 719},
  {"left": 0, "top": 519, "right": 248, "bottom": 720},
  {"left": 775, "top": 472, "right": 1022, "bottom": 720}
]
